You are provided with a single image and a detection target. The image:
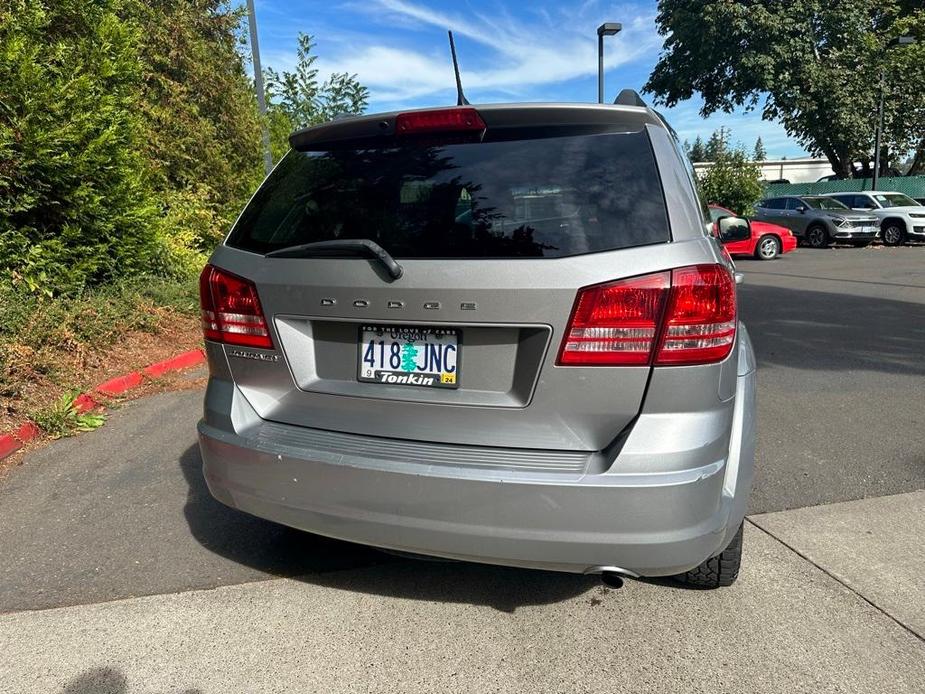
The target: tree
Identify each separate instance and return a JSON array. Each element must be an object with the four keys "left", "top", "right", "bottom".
[
  {"left": 704, "top": 127, "right": 730, "bottom": 161},
  {"left": 264, "top": 33, "right": 369, "bottom": 159},
  {"left": 698, "top": 148, "right": 764, "bottom": 216},
  {"left": 689, "top": 135, "right": 707, "bottom": 162},
  {"left": 126, "top": 0, "right": 265, "bottom": 250},
  {"left": 0, "top": 0, "right": 161, "bottom": 294},
  {"left": 753, "top": 137, "right": 767, "bottom": 161},
  {"left": 644, "top": 1, "right": 925, "bottom": 178}
]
